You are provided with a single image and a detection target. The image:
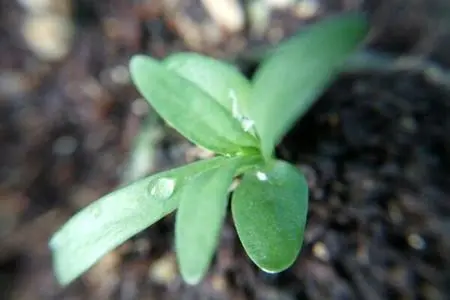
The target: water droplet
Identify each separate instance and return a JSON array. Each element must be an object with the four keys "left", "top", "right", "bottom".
[
  {"left": 229, "top": 89, "right": 255, "bottom": 133},
  {"left": 148, "top": 177, "right": 176, "bottom": 201},
  {"left": 240, "top": 117, "right": 254, "bottom": 132},
  {"left": 407, "top": 233, "right": 426, "bottom": 250},
  {"left": 256, "top": 171, "right": 268, "bottom": 181}
]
